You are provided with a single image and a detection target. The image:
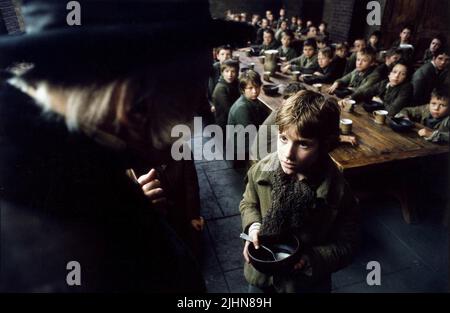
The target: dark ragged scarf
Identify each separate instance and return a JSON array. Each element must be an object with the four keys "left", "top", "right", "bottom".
[{"left": 259, "top": 164, "right": 317, "bottom": 239}]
